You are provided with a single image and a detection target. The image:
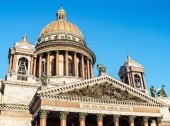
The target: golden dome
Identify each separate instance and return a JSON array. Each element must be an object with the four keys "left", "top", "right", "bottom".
[
  {"left": 40, "top": 20, "right": 83, "bottom": 37},
  {"left": 40, "top": 7, "right": 83, "bottom": 37}
]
